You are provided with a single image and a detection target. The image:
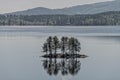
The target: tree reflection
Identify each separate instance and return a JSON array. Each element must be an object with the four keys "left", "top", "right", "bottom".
[
  {"left": 42, "top": 36, "right": 87, "bottom": 76},
  {"left": 42, "top": 57, "right": 81, "bottom": 76}
]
